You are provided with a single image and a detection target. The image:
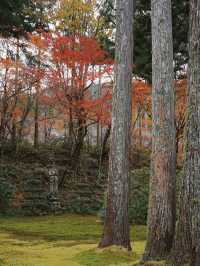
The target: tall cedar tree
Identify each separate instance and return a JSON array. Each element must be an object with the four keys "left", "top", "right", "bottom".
[
  {"left": 99, "top": 0, "right": 134, "bottom": 250},
  {"left": 172, "top": 1, "right": 200, "bottom": 265},
  {"left": 143, "top": 0, "right": 176, "bottom": 261},
  {"left": 134, "top": 0, "right": 189, "bottom": 82},
  {"left": 100, "top": 0, "right": 189, "bottom": 82}
]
